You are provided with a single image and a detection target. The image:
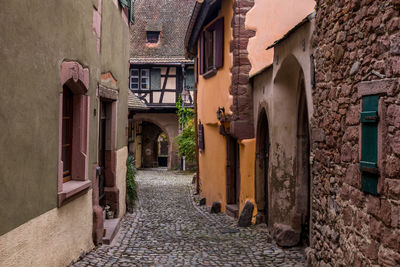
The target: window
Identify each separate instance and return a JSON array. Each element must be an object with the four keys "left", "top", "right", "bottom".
[
  {"left": 141, "top": 69, "right": 149, "bottom": 89},
  {"left": 130, "top": 68, "right": 151, "bottom": 90},
  {"left": 62, "top": 87, "right": 73, "bottom": 183},
  {"left": 146, "top": 31, "right": 160, "bottom": 43},
  {"left": 130, "top": 69, "right": 139, "bottom": 89},
  {"left": 205, "top": 30, "right": 216, "bottom": 72},
  {"left": 200, "top": 18, "right": 224, "bottom": 78}
]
